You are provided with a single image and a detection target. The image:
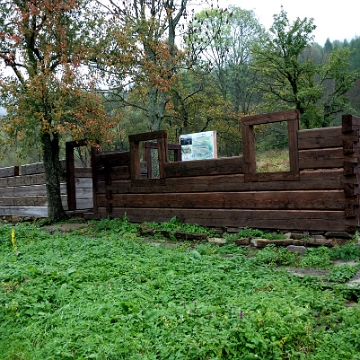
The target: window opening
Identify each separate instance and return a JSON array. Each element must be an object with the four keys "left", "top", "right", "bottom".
[{"left": 254, "top": 121, "right": 290, "bottom": 173}]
